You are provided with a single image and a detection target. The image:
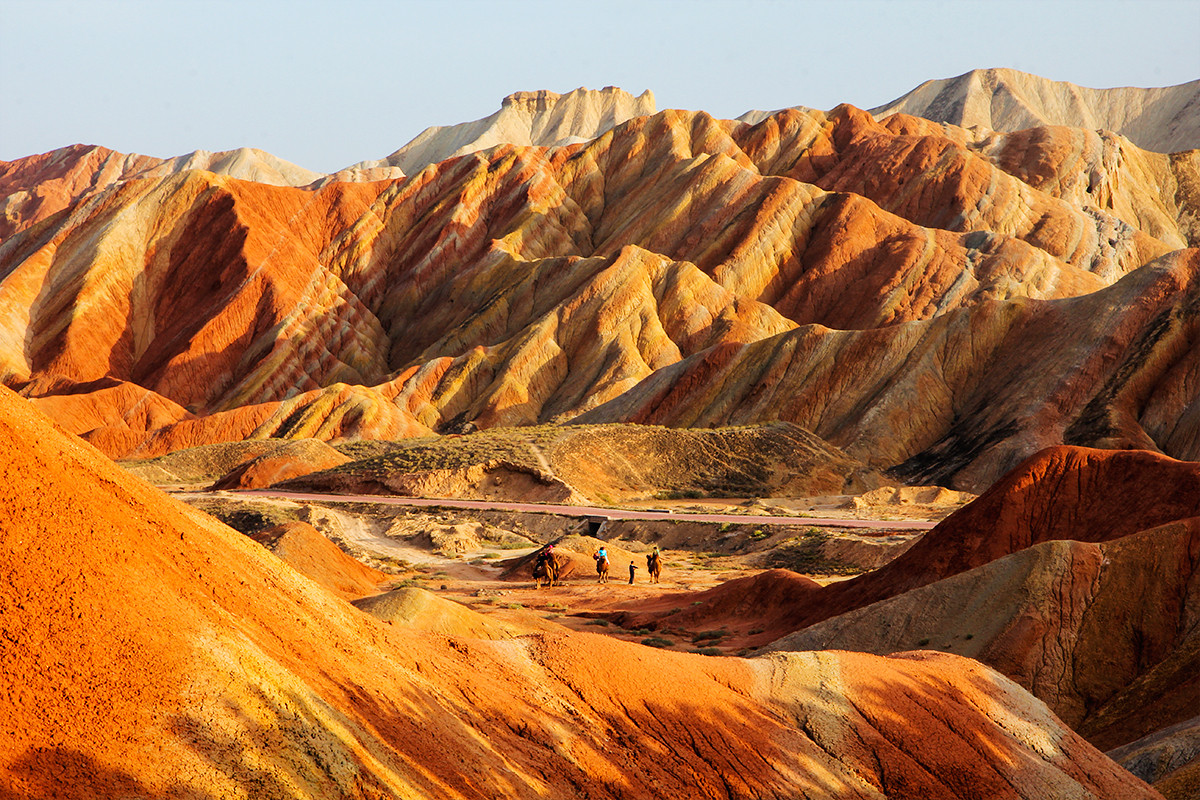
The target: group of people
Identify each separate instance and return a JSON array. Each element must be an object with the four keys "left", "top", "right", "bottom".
[{"left": 534, "top": 543, "right": 662, "bottom": 587}]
